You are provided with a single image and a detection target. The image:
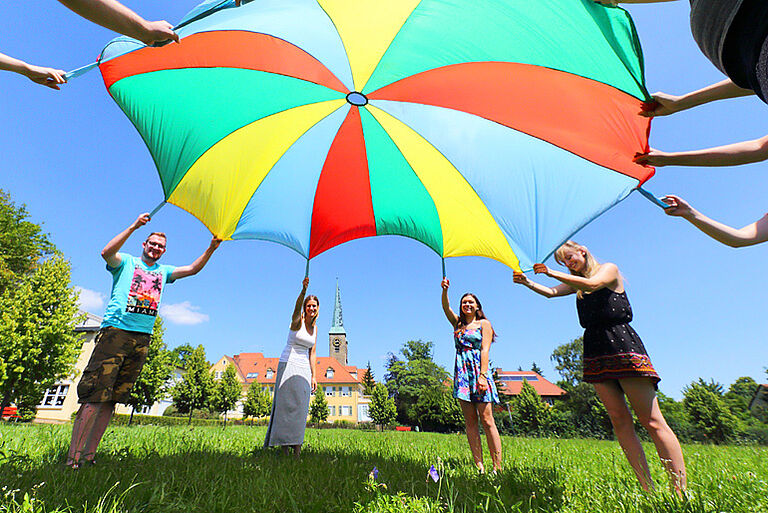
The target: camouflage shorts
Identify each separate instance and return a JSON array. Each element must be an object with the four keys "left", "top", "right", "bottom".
[{"left": 77, "top": 326, "right": 151, "bottom": 404}]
